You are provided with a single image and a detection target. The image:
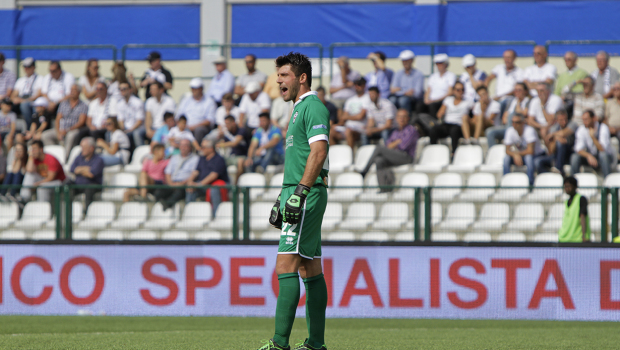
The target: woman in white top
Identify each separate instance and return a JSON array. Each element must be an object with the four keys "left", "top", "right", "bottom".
[
  {"left": 107, "top": 61, "right": 138, "bottom": 102},
  {"left": 429, "top": 81, "right": 473, "bottom": 155},
  {"left": 97, "top": 117, "right": 131, "bottom": 166},
  {"left": 486, "top": 82, "right": 530, "bottom": 148},
  {"left": 78, "top": 59, "right": 105, "bottom": 101}
]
